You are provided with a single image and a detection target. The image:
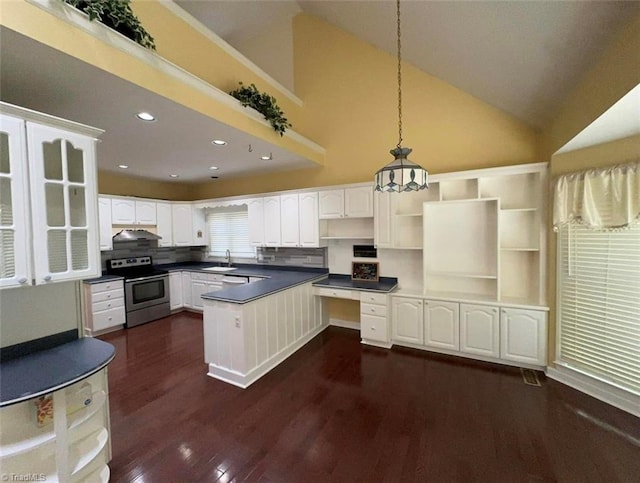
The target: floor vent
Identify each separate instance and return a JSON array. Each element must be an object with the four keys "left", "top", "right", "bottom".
[{"left": 521, "top": 368, "right": 541, "bottom": 386}]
